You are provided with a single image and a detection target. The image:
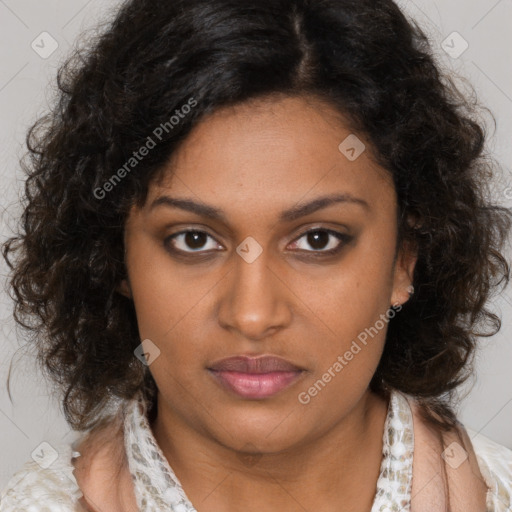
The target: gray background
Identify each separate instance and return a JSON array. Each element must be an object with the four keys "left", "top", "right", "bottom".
[{"left": 1, "top": 0, "right": 511, "bottom": 491}]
